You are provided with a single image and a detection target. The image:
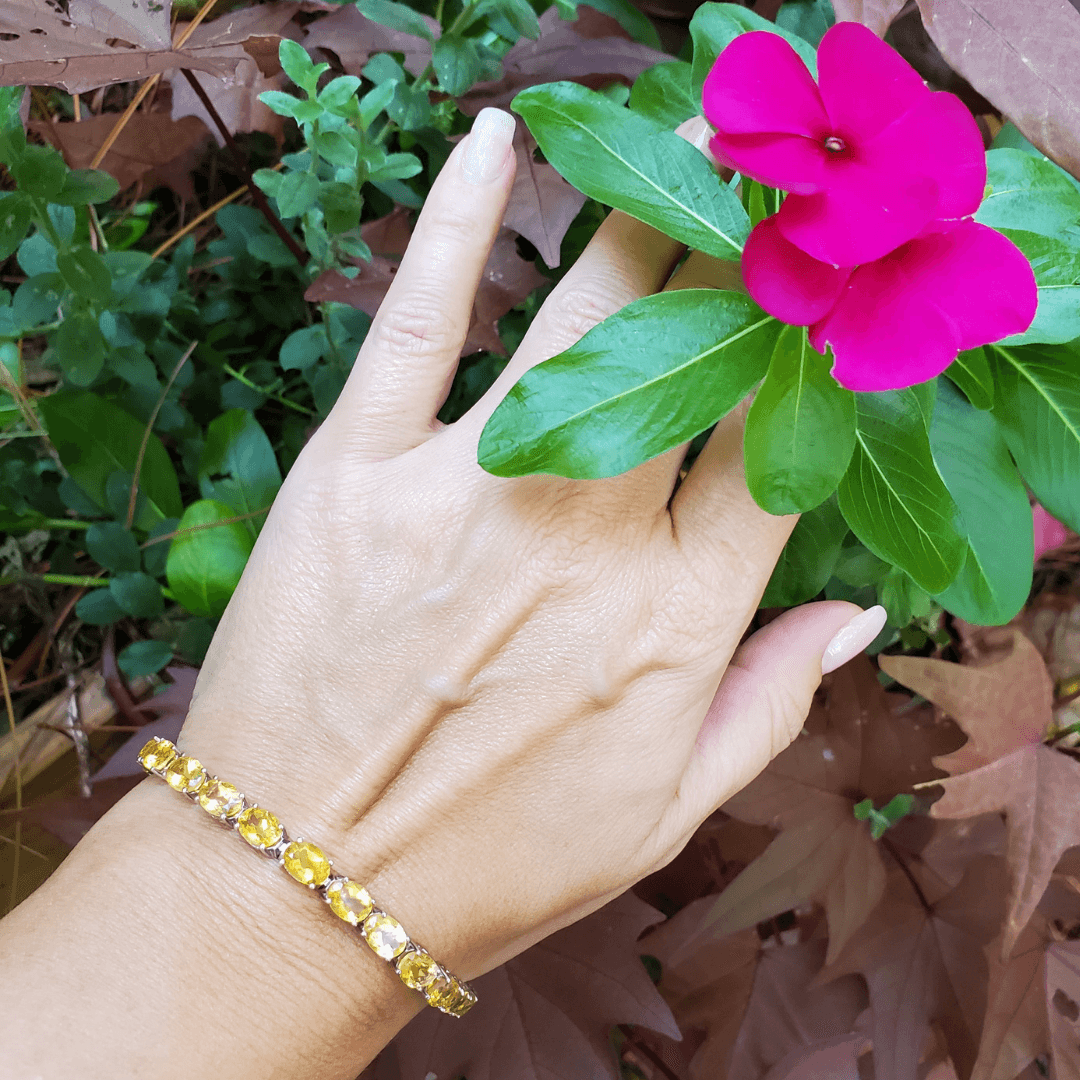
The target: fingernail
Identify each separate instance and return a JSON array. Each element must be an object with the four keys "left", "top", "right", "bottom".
[
  {"left": 461, "top": 108, "right": 516, "bottom": 185},
  {"left": 821, "top": 605, "right": 888, "bottom": 675}
]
